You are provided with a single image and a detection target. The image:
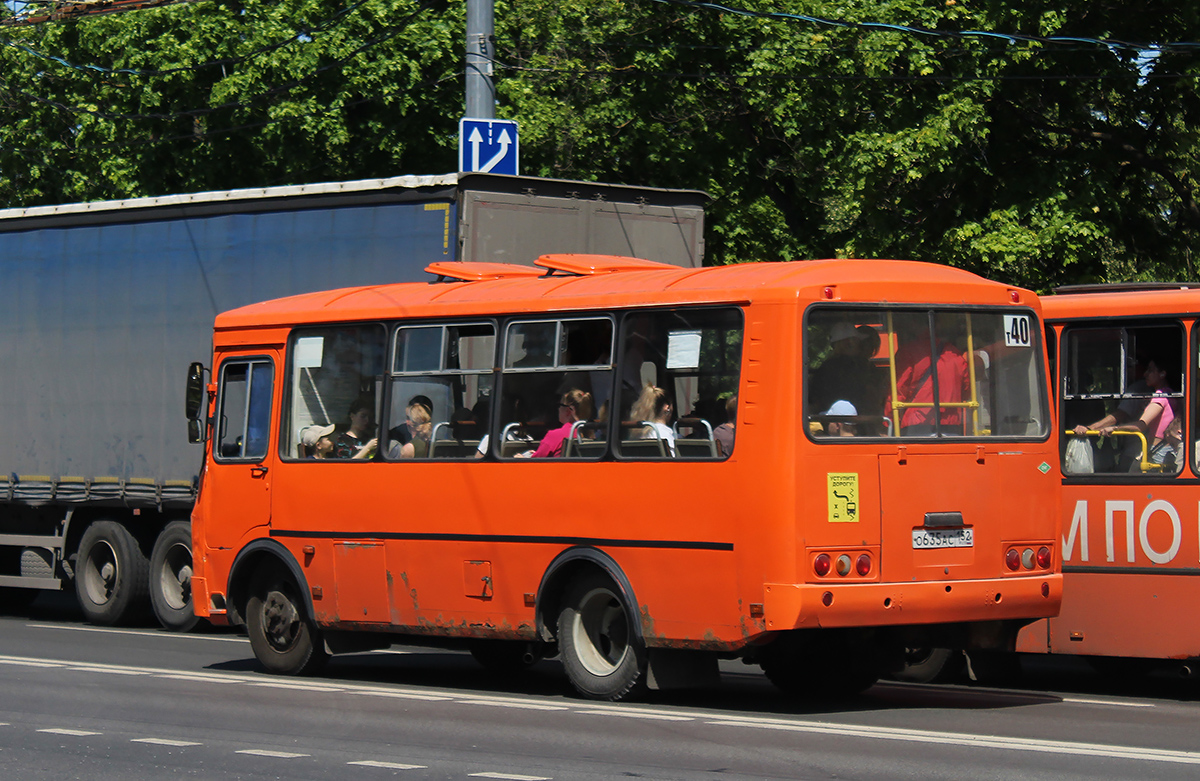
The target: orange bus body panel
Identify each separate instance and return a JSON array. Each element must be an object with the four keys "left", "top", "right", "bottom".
[
  {"left": 1016, "top": 289, "right": 1200, "bottom": 661},
  {"left": 194, "top": 259, "right": 1060, "bottom": 656}
]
